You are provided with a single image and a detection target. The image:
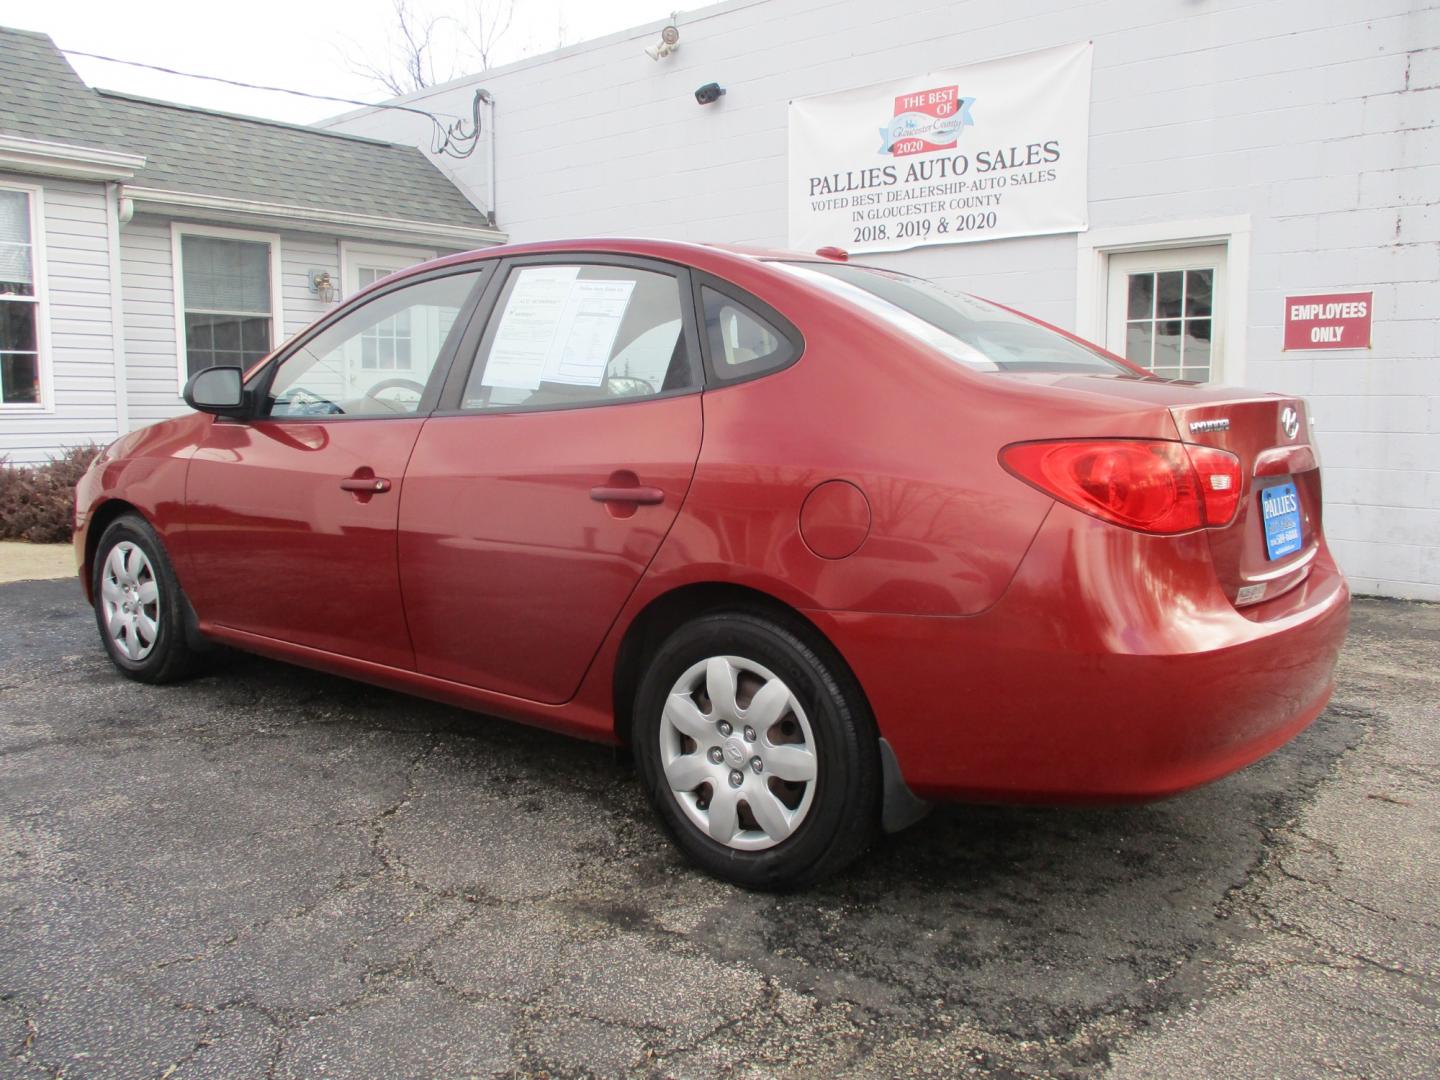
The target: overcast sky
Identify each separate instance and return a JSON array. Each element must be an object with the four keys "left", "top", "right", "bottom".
[{"left": 4, "top": 0, "right": 699, "bottom": 124}]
